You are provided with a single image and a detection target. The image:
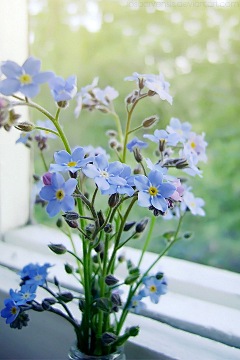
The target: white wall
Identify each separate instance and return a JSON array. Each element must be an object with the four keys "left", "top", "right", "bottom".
[{"left": 0, "top": 0, "right": 30, "bottom": 235}]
